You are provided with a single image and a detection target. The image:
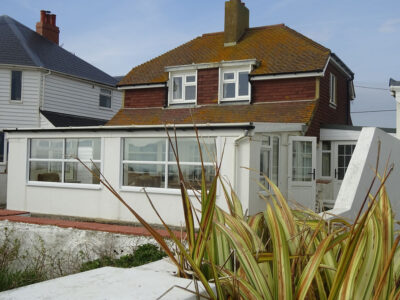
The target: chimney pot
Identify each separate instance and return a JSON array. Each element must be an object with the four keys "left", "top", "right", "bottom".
[
  {"left": 224, "top": 0, "right": 249, "bottom": 46},
  {"left": 36, "top": 10, "right": 60, "bottom": 45}
]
